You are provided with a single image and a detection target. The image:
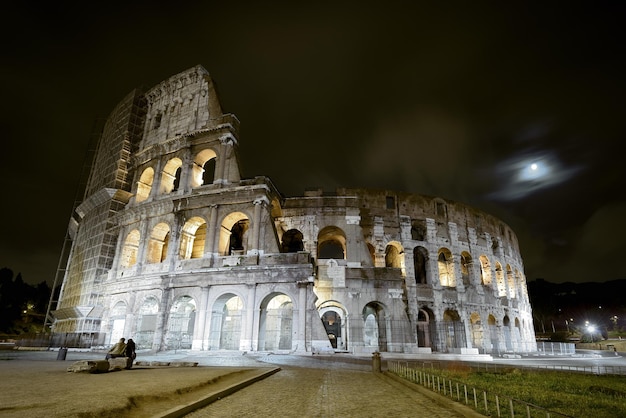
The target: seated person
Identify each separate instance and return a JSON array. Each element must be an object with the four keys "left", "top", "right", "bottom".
[{"left": 105, "top": 338, "right": 127, "bottom": 359}]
